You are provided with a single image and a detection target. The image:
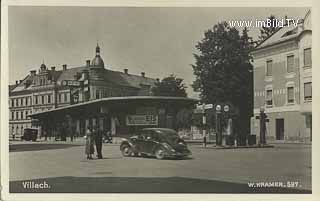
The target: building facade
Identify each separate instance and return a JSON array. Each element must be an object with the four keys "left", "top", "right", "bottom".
[
  {"left": 9, "top": 44, "right": 157, "bottom": 138},
  {"left": 251, "top": 11, "right": 312, "bottom": 142}
]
